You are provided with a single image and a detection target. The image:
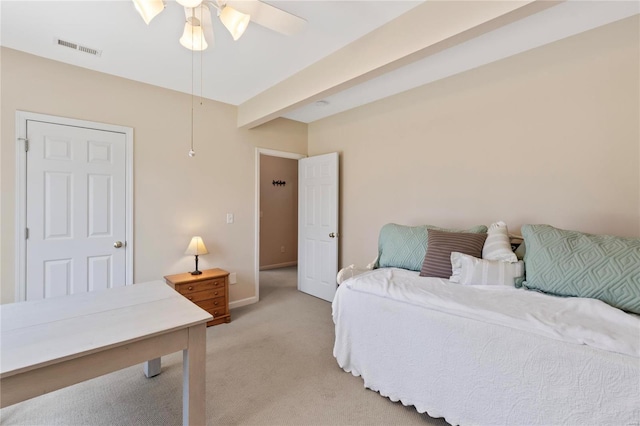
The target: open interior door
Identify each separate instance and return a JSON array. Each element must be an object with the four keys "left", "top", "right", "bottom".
[{"left": 297, "top": 152, "right": 339, "bottom": 302}]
